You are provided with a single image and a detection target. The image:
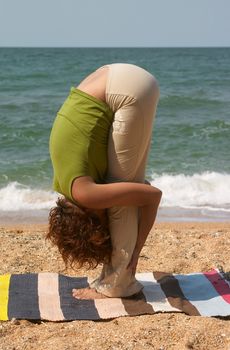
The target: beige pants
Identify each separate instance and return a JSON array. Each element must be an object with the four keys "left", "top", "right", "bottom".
[{"left": 90, "top": 63, "right": 160, "bottom": 297}]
